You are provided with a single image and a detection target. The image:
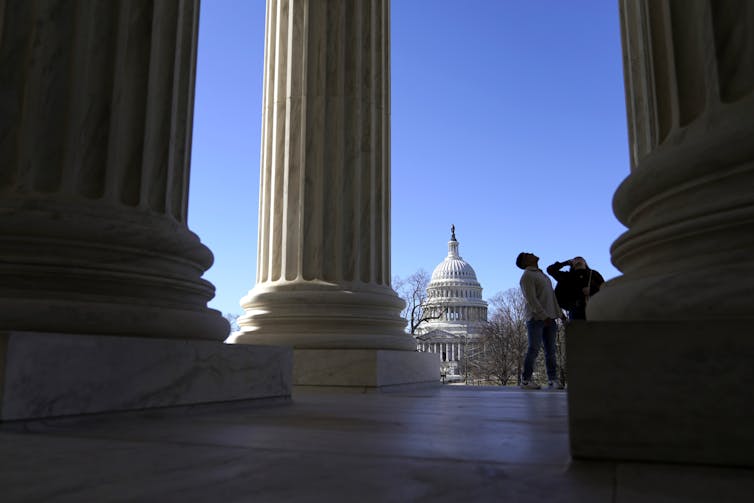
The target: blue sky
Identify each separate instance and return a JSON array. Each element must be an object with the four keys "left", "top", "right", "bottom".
[{"left": 189, "top": 1, "right": 629, "bottom": 317}]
